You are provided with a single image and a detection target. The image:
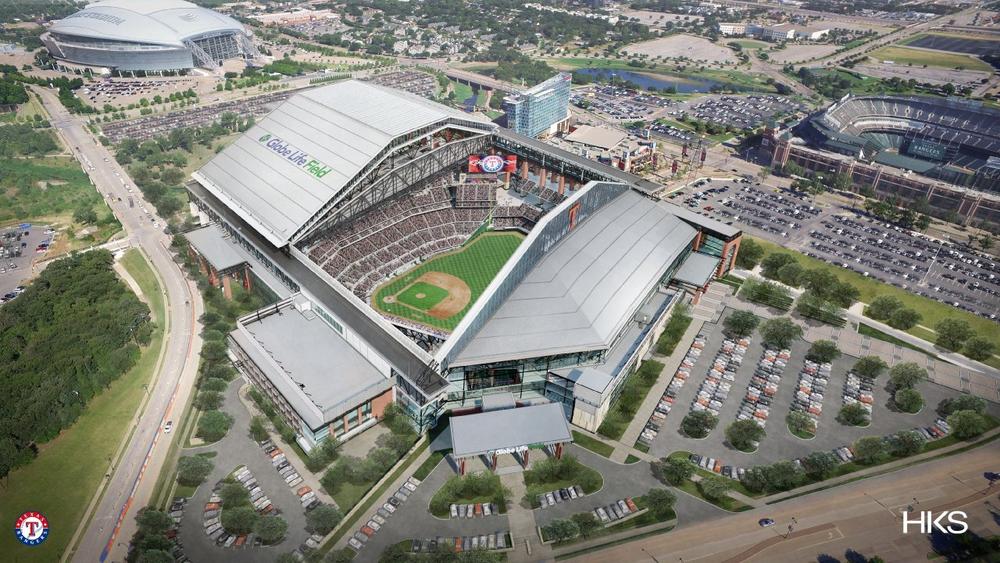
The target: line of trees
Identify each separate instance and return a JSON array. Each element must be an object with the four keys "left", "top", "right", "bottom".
[{"left": 0, "top": 250, "right": 151, "bottom": 480}]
